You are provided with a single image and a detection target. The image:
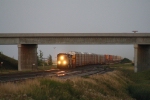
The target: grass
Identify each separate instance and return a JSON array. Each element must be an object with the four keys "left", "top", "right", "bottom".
[
  {"left": 0, "top": 65, "right": 57, "bottom": 75},
  {"left": 37, "top": 65, "right": 57, "bottom": 70},
  {"left": 111, "top": 63, "right": 150, "bottom": 100},
  {"left": 0, "top": 52, "right": 18, "bottom": 70},
  {"left": 0, "top": 63, "right": 149, "bottom": 100}
]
